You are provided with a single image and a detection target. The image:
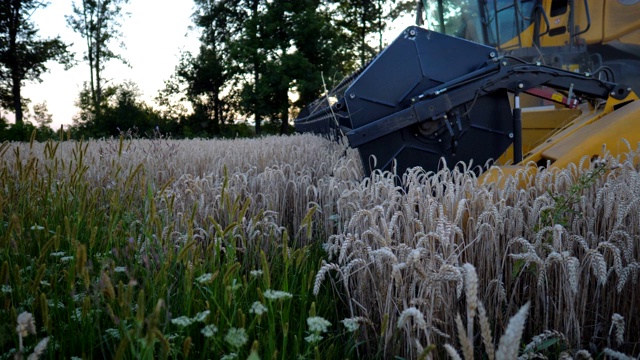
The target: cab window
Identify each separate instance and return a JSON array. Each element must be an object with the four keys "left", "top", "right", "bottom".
[{"left": 484, "top": 0, "right": 536, "bottom": 48}]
